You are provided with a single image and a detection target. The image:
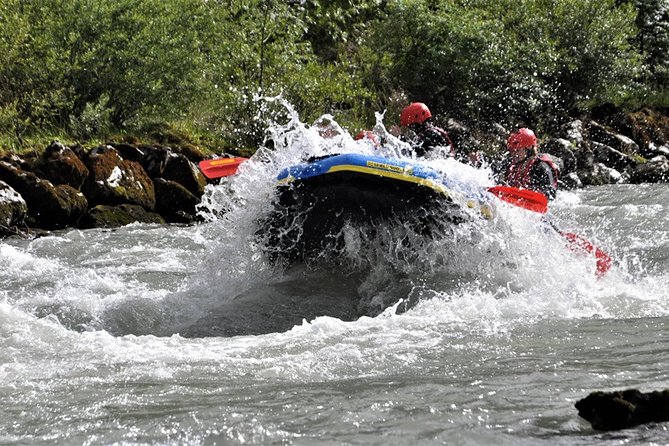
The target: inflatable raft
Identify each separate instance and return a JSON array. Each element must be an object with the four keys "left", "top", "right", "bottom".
[{"left": 260, "top": 153, "right": 492, "bottom": 262}]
